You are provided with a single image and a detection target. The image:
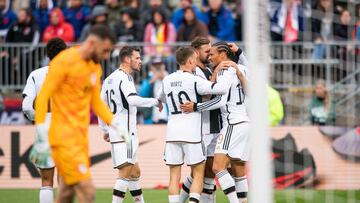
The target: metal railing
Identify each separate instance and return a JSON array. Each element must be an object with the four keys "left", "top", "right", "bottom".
[{"left": 1, "top": 41, "right": 359, "bottom": 125}]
